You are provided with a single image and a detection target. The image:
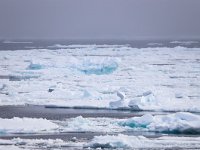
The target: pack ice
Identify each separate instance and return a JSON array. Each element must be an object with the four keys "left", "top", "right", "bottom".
[{"left": 0, "top": 45, "right": 200, "bottom": 112}]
